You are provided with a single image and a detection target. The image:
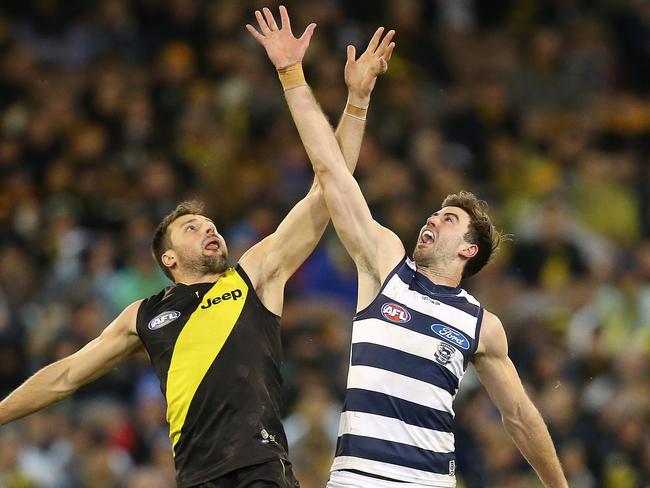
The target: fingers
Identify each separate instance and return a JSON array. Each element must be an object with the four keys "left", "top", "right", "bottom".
[
  {"left": 376, "top": 42, "right": 395, "bottom": 75},
  {"left": 279, "top": 5, "right": 291, "bottom": 31},
  {"left": 347, "top": 45, "right": 356, "bottom": 64},
  {"left": 376, "top": 29, "right": 395, "bottom": 56},
  {"left": 365, "top": 27, "right": 385, "bottom": 54},
  {"left": 254, "top": 10, "right": 272, "bottom": 36},
  {"left": 262, "top": 7, "right": 279, "bottom": 31},
  {"left": 246, "top": 24, "right": 265, "bottom": 43},
  {"left": 378, "top": 57, "right": 388, "bottom": 74},
  {"left": 383, "top": 42, "right": 395, "bottom": 63},
  {"left": 299, "top": 23, "right": 317, "bottom": 43}
]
